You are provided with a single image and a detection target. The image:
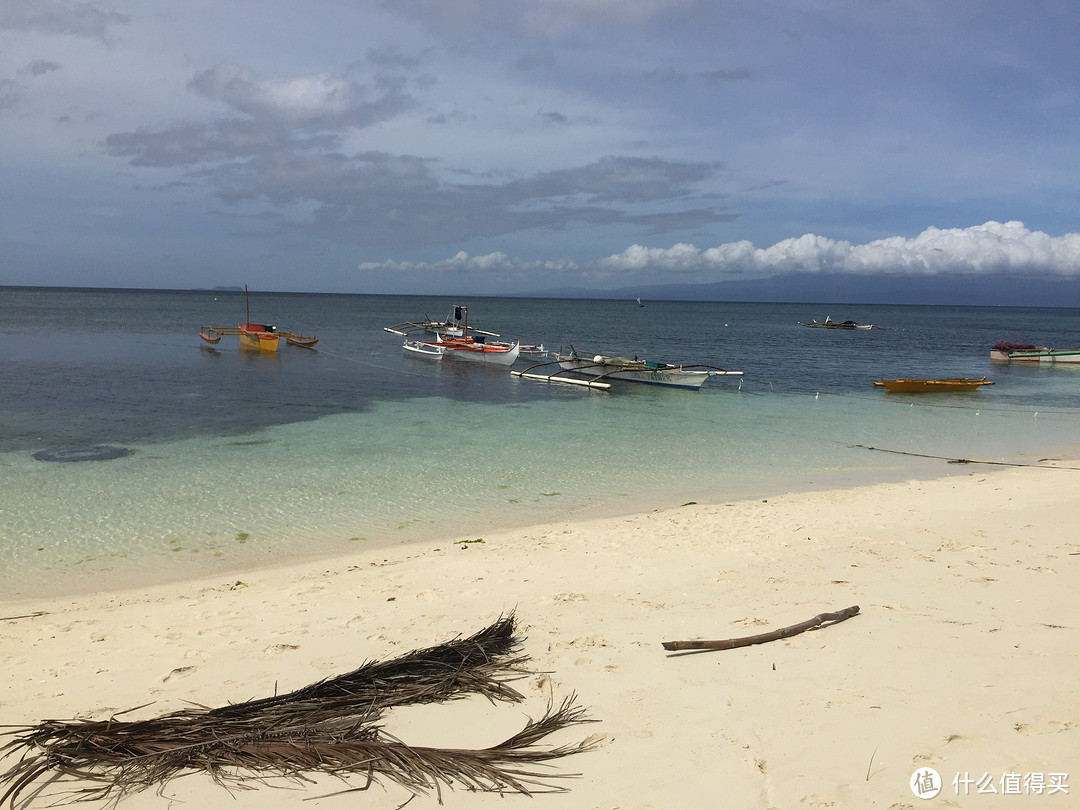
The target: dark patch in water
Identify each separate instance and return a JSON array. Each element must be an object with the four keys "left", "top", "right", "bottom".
[{"left": 33, "top": 446, "right": 133, "bottom": 463}]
